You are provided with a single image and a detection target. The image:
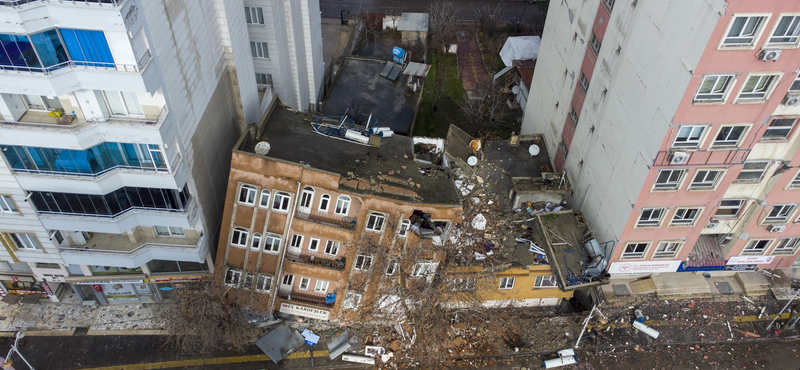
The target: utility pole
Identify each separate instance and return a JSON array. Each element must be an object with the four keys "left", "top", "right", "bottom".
[{"left": 2, "top": 332, "right": 35, "bottom": 370}]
